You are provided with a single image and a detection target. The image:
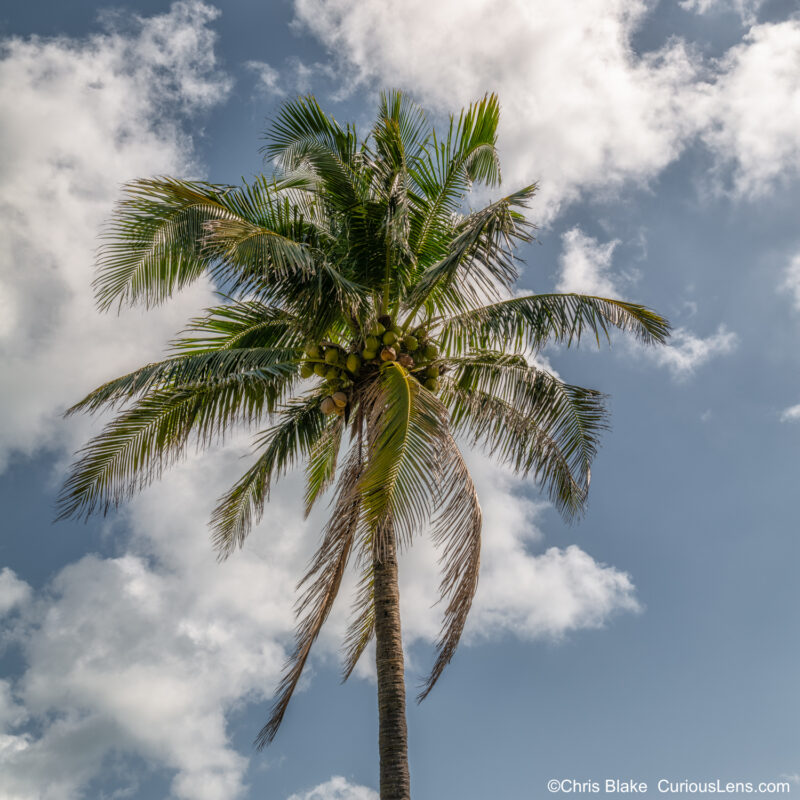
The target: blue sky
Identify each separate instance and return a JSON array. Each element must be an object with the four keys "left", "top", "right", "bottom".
[{"left": 1, "top": 1, "right": 799, "bottom": 798}]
